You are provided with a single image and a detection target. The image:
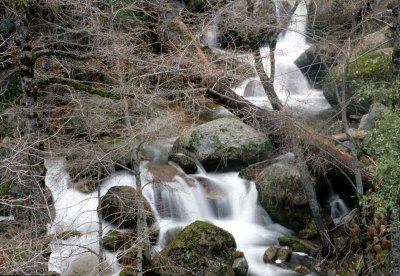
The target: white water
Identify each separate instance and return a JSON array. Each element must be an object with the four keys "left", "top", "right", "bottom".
[
  {"left": 326, "top": 182, "right": 349, "bottom": 226},
  {"left": 45, "top": 157, "right": 298, "bottom": 275},
  {"left": 147, "top": 167, "right": 294, "bottom": 275},
  {"left": 231, "top": 1, "right": 332, "bottom": 114}
]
